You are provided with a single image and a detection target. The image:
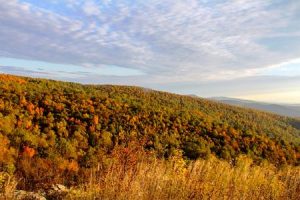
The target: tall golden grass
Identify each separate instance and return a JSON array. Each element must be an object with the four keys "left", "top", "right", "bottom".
[
  {"left": 66, "top": 154, "right": 300, "bottom": 200},
  {"left": 1, "top": 153, "right": 299, "bottom": 200},
  {"left": 0, "top": 172, "right": 18, "bottom": 199}
]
